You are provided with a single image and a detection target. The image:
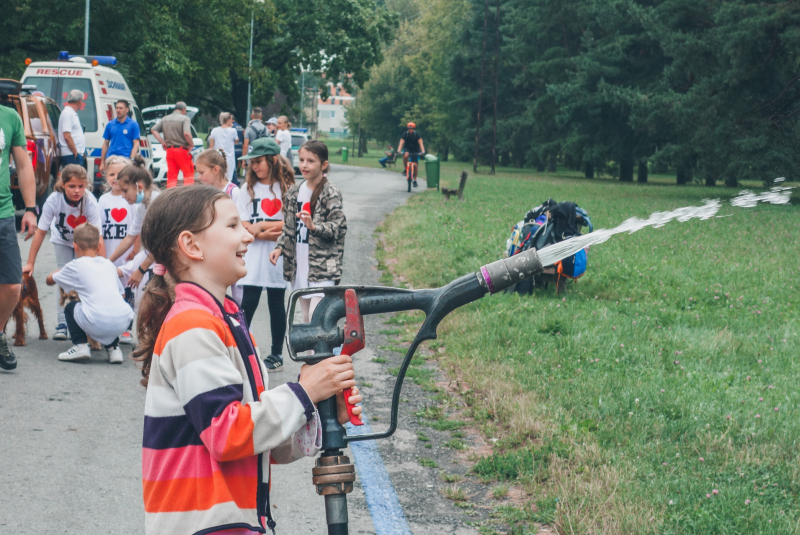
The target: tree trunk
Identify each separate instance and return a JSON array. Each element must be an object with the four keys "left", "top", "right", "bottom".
[
  {"left": 705, "top": 176, "right": 716, "bottom": 187},
  {"left": 230, "top": 68, "right": 249, "bottom": 127},
  {"left": 584, "top": 162, "right": 594, "bottom": 179},
  {"left": 619, "top": 157, "right": 634, "bottom": 182},
  {"left": 676, "top": 165, "right": 691, "bottom": 185},
  {"left": 547, "top": 153, "right": 557, "bottom": 173},
  {"left": 724, "top": 175, "right": 738, "bottom": 188},
  {"left": 441, "top": 144, "right": 449, "bottom": 162},
  {"left": 637, "top": 160, "right": 648, "bottom": 183},
  {"left": 490, "top": 0, "right": 500, "bottom": 176},
  {"left": 473, "top": 0, "right": 490, "bottom": 174}
]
